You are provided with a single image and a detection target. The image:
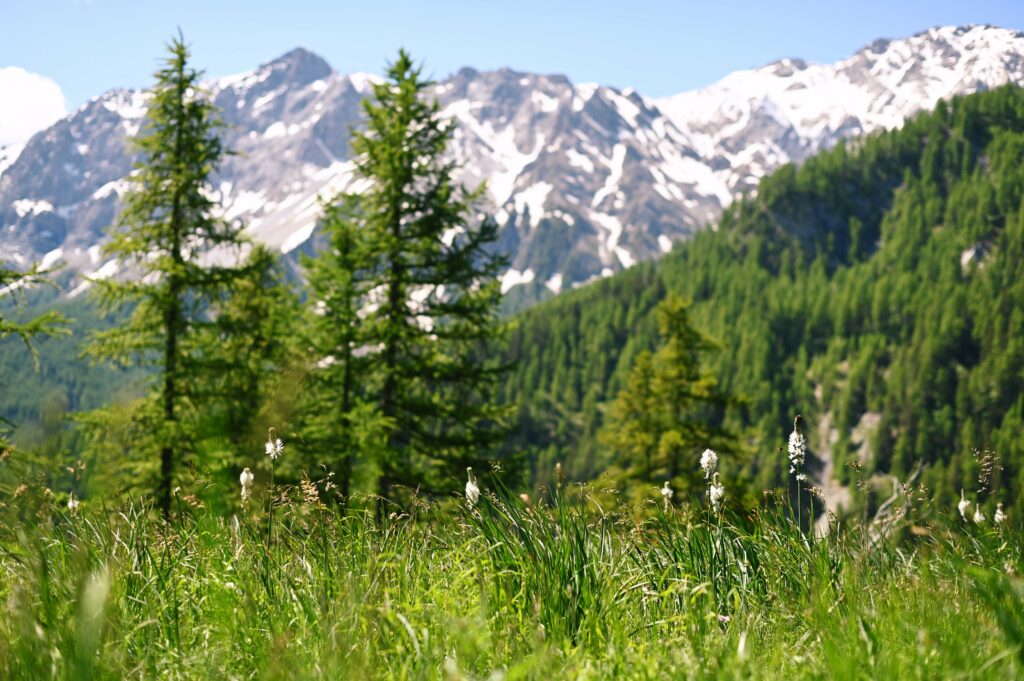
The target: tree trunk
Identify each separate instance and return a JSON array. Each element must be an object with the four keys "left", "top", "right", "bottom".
[
  {"left": 339, "top": 340, "right": 353, "bottom": 514},
  {"left": 377, "top": 187, "right": 404, "bottom": 513},
  {"left": 158, "top": 58, "right": 187, "bottom": 519}
]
